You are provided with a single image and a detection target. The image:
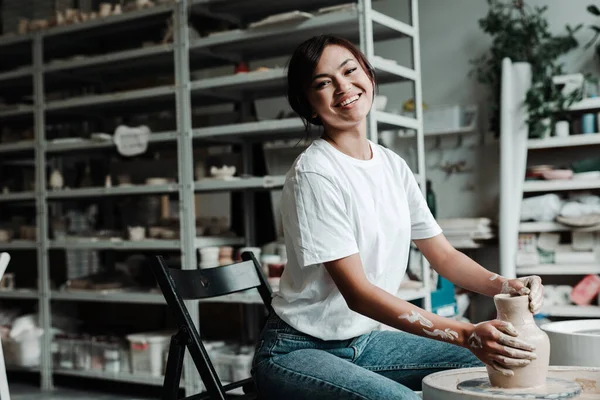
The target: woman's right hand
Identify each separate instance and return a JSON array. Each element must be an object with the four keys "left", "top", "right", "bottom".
[{"left": 463, "top": 320, "right": 537, "bottom": 376}]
